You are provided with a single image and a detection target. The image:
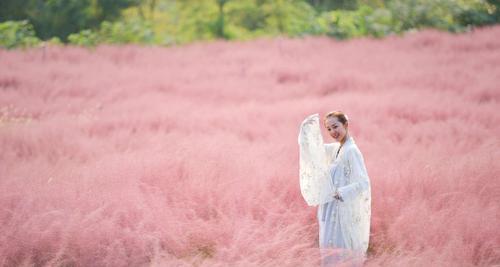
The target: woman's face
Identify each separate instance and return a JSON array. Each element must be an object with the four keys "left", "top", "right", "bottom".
[{"left": 324, "top": 117, "right": 347, "bottom": 142}]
